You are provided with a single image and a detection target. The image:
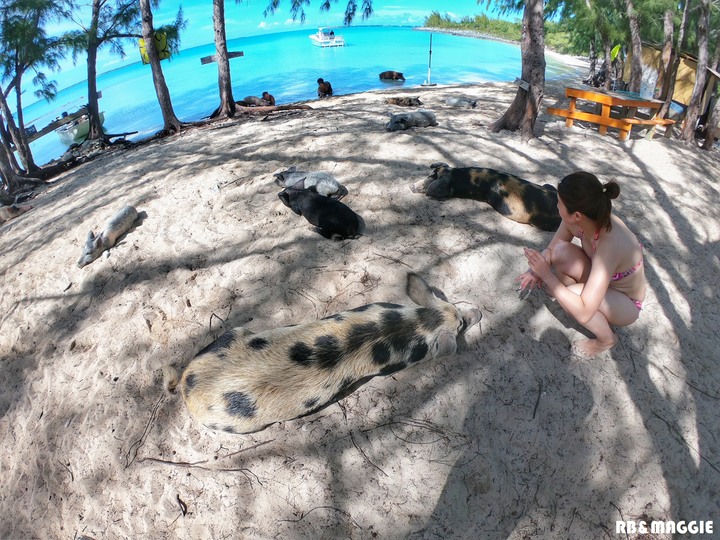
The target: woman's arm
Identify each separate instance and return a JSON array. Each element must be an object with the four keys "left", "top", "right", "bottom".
[
  {"left": 516, "top": 221, "right": 573, "bottom": 291},
  {"left": 526, "top": 241, "right": 616, "bottom": 324}
]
